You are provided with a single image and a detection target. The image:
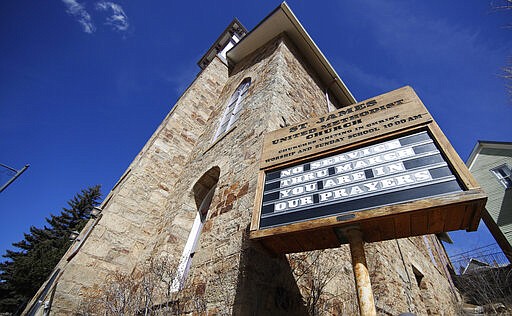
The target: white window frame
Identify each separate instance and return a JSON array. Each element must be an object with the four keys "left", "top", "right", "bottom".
[
  {"left": 213, "top": 78, "right": 251, "bottom": 141},
  {"left": 172, "top": 186, "right": 216, "bottom": 291},
  {"left": 491, "top": 164, "right": 512, "bottom": 189}
]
